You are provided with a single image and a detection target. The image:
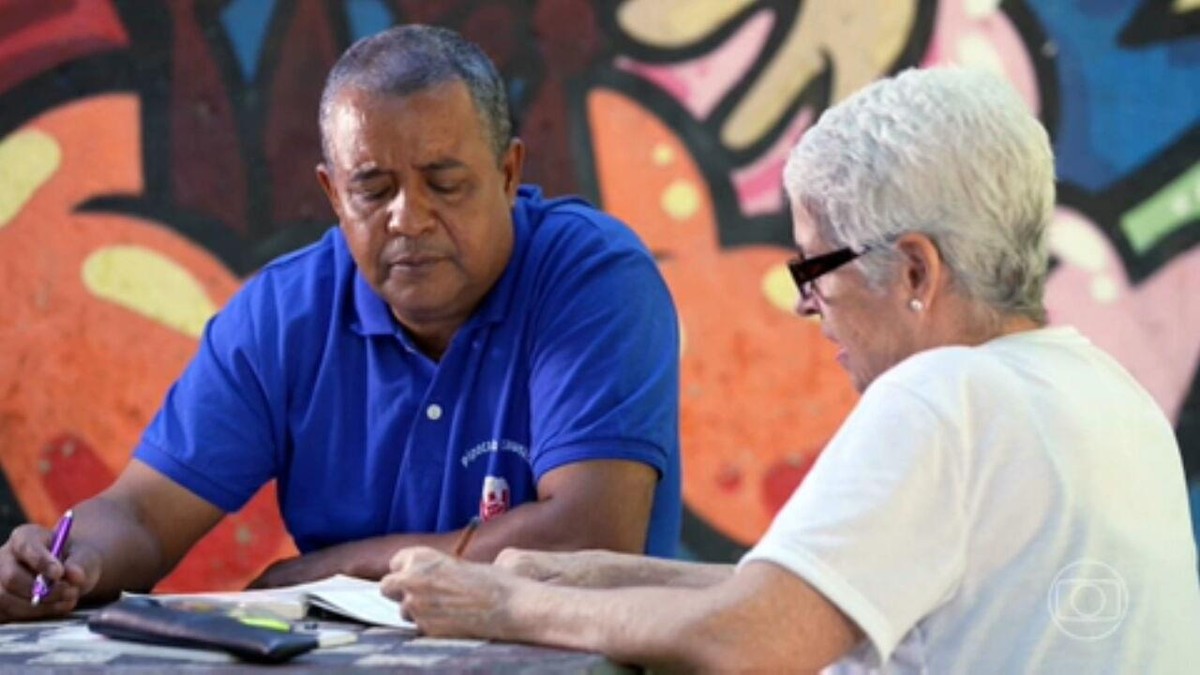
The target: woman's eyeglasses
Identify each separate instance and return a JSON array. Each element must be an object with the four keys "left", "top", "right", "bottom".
[{"left": 786, "top": 245, "right": 874, "bottom": 300}]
